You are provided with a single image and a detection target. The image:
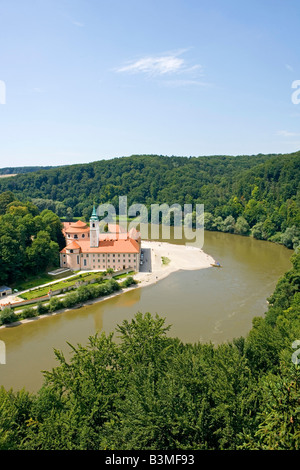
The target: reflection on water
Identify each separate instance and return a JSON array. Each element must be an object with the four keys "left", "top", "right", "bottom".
[{"left": 0, "top": 230, "right": 292, "bottom": 392}]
